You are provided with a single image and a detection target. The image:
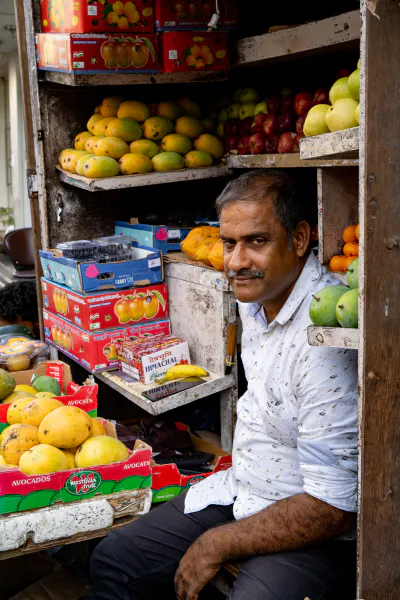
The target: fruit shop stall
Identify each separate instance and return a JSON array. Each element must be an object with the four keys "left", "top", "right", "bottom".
[{"left": 9, "top": 0, "right": 400, "bottom": 597}]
